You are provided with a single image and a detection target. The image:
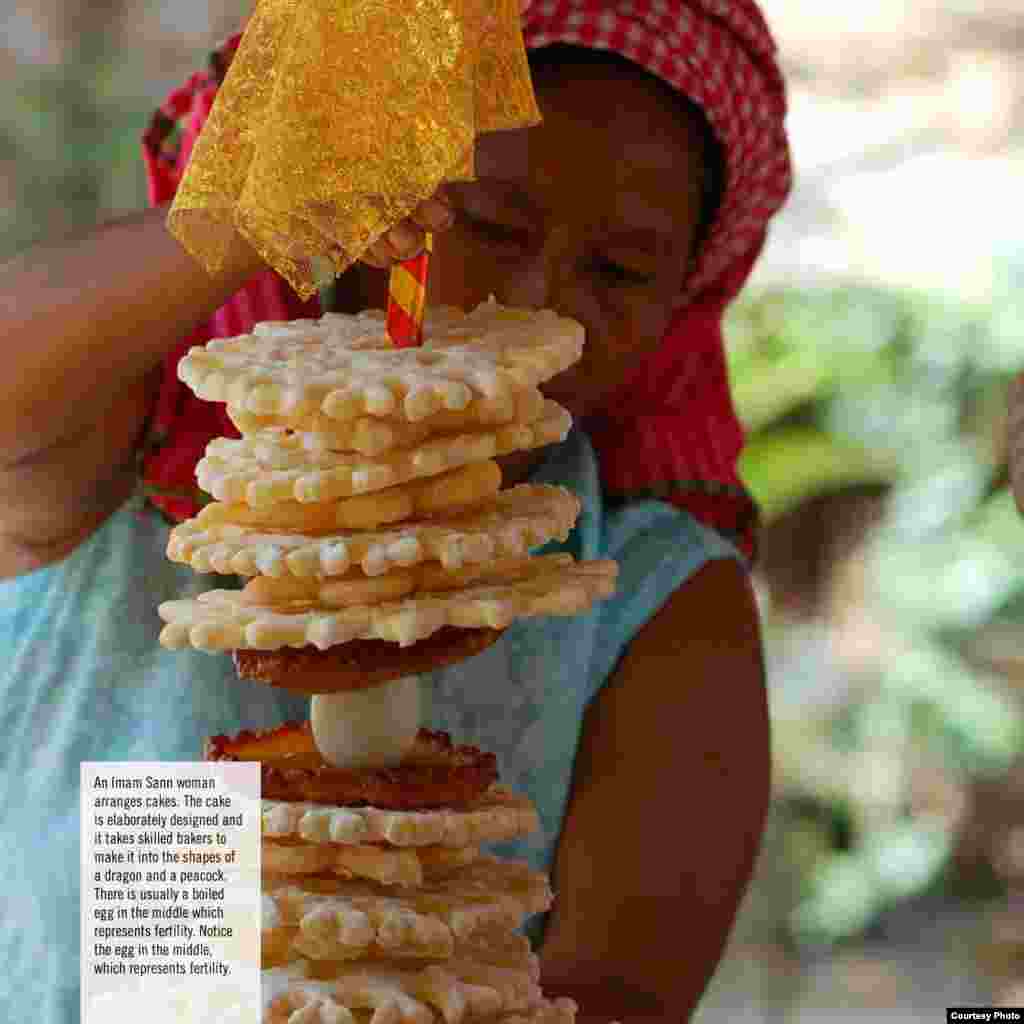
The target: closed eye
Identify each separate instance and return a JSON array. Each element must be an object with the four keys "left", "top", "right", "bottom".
[
  {"left": 459, "top": 212, "right": 531, "bottom": 247},
  {"left": 591, "top": 258, "right": 656, "bottom": 287}
]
